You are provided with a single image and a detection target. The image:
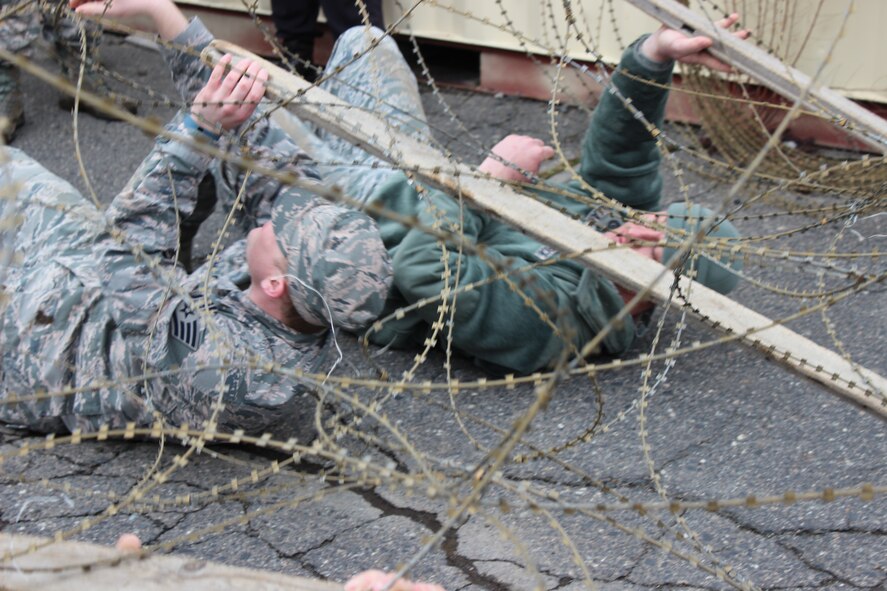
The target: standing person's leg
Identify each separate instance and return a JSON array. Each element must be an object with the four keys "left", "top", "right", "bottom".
[
  {"left": 270, "top": 0, "right": 321, "bottom": 79},
  {"left": 0, "top": 0, "right": 38, "bottom": 141},
  {"left": 0, "top": 62, "right": 23, "bottom": 142},
  {"left": 319, "top": 0, "right": 384, "bottom": 37},
  {"left": 41, "top": 0, "right": 138, "bottom": 115}
]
